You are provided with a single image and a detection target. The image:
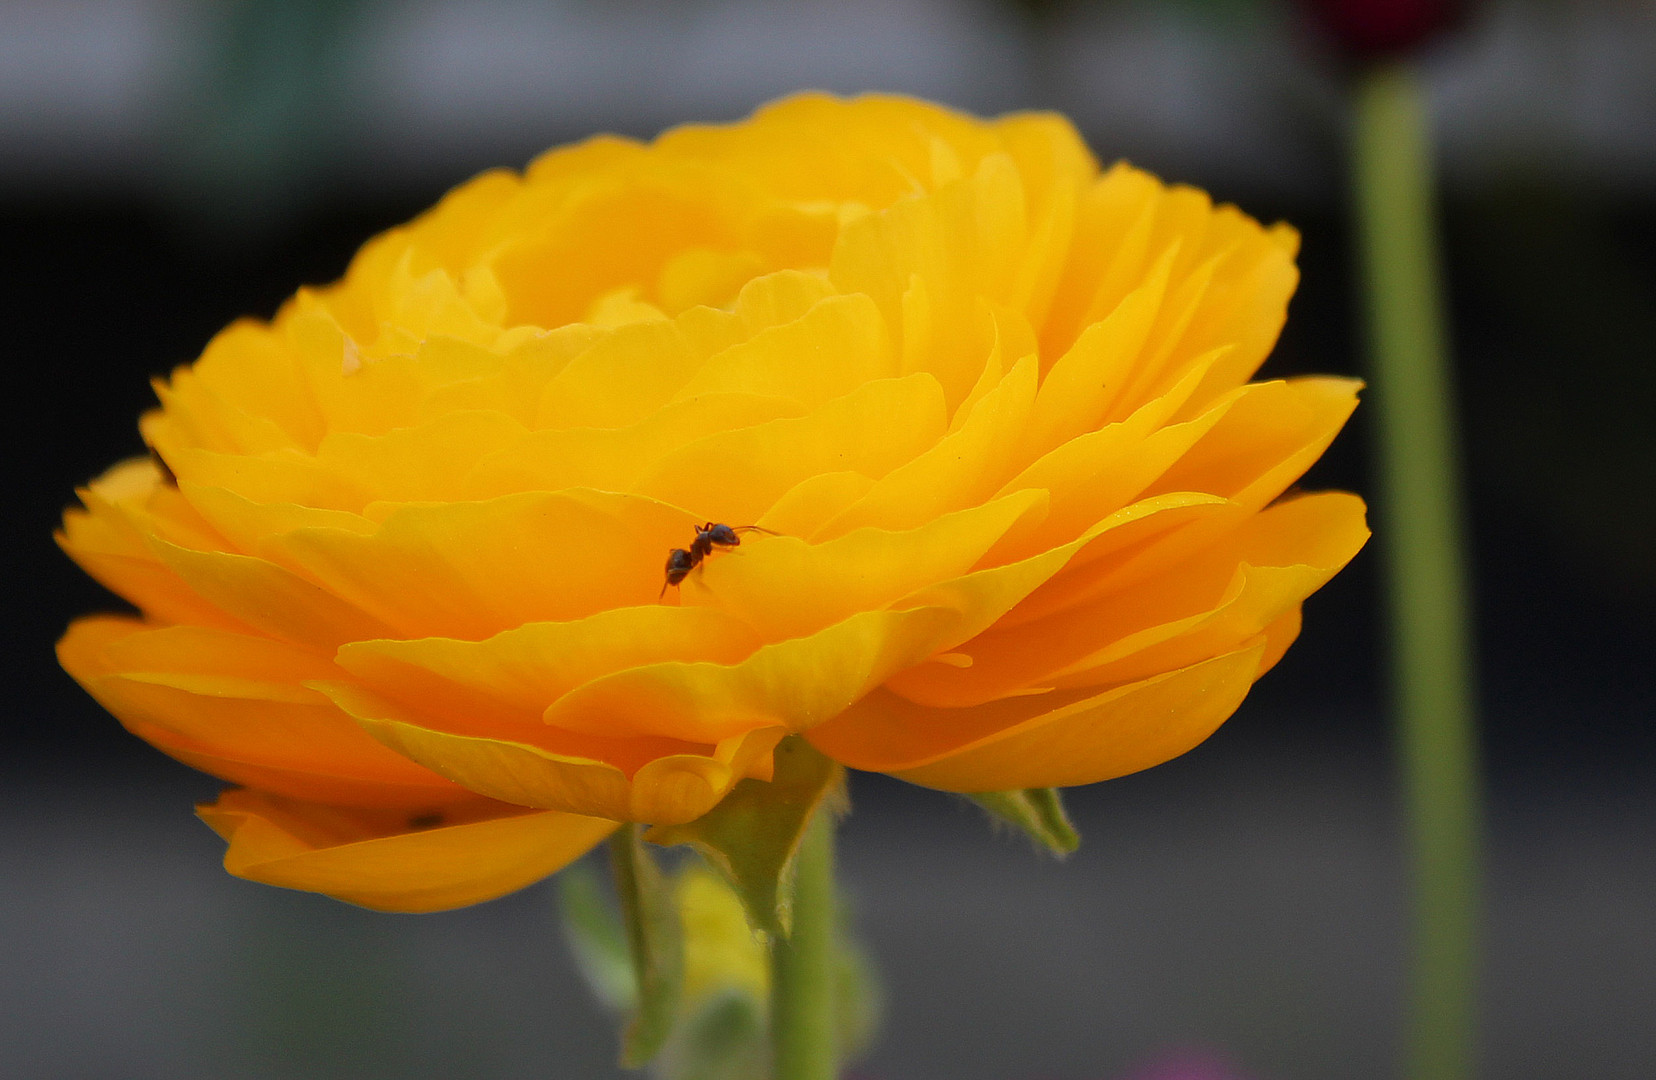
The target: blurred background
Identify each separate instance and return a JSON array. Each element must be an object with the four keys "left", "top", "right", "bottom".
[{"left": 3, "top": 1, "right": 1653, "bottom": 1078}]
